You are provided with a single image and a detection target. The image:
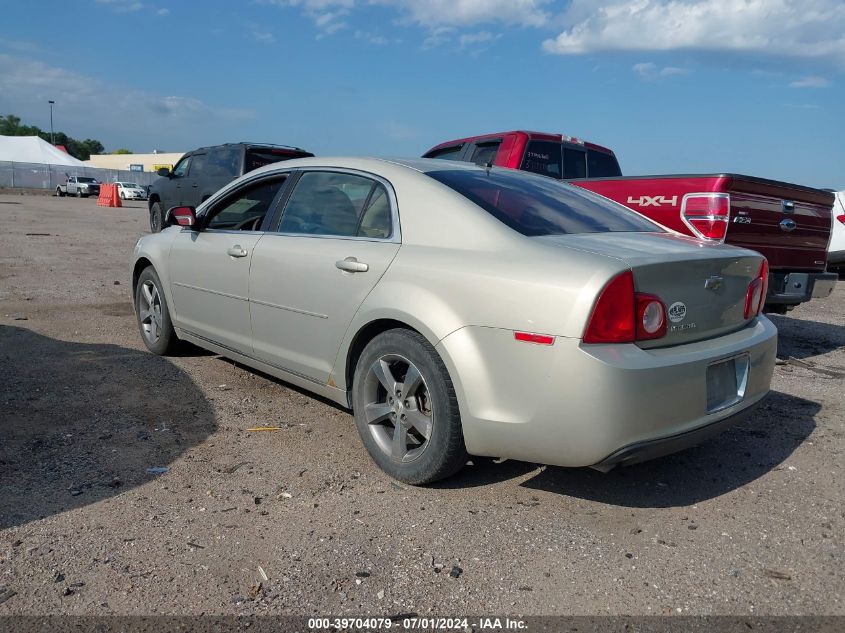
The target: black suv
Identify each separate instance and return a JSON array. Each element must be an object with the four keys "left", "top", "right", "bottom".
[{"left": 147, "top": 142, "right": 313, "bottom": 232}]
